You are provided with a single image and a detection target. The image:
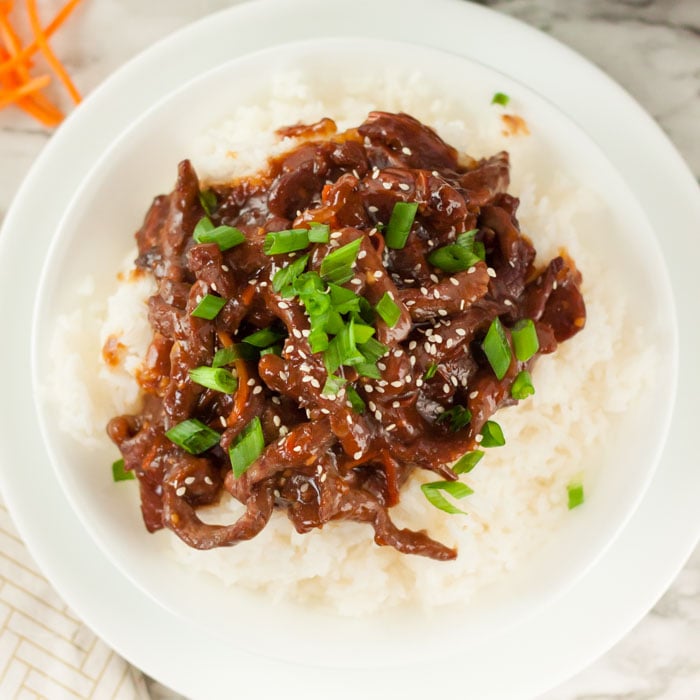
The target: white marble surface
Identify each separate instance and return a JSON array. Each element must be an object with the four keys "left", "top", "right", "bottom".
[{"left": 1, "top": 1, "right": 698, "bottom": 698}]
